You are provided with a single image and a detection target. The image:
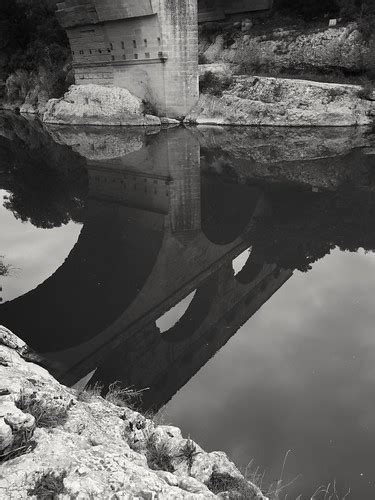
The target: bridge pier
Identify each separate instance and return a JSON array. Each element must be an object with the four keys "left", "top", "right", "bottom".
[{"left": 56, "top": 0, "right": 199, "bottom": 118}]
